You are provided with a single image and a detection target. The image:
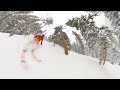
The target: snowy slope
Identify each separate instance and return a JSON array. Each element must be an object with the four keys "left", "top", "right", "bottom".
[{"left": 0, "top": 33, "right": 120, "bottom": 79}]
